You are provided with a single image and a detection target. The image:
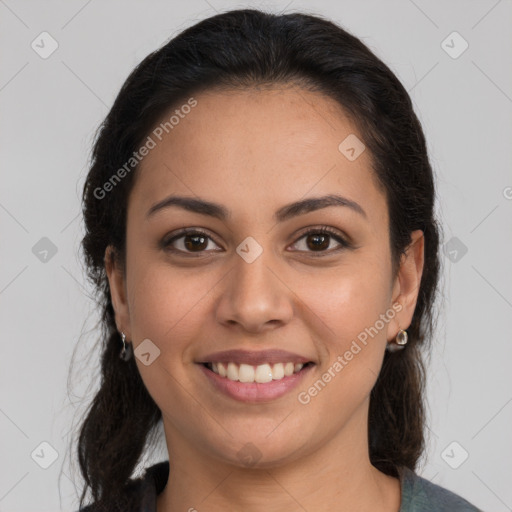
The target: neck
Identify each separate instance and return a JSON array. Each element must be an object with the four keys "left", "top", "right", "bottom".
[{"left": 156, "top": 411, "right": 401, "bottom": 512}]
